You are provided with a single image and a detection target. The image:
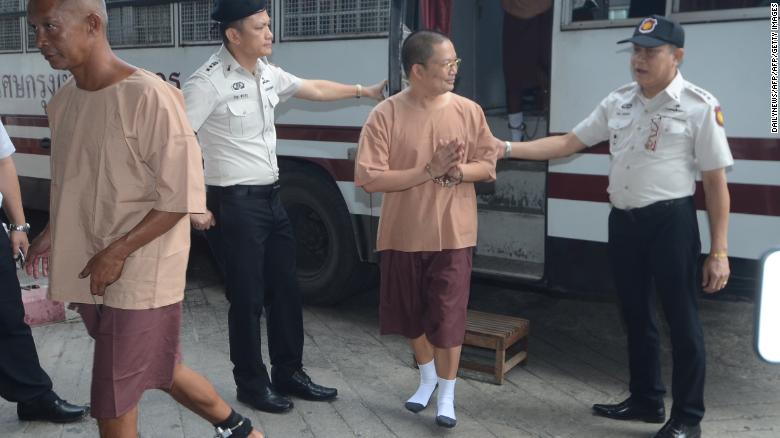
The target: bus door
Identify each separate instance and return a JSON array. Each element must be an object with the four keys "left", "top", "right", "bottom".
[
  {"left": 390, "top": 0, "right": 548, "bottom": 281},
  {"left": 451, "top": 0, "right": 549, "bottom": 281}
]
